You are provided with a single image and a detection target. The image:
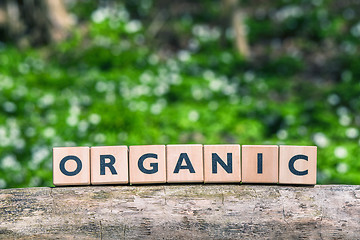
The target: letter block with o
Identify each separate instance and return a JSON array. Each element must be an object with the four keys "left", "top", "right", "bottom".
[
  {"left": 53, "top": 147, "right": 90, "bottom": 186},
  {"left": 129, "top": 145, "right": 166, "bottom": 184},
  {"left": 279, "top": 145, "right": 317, "bottom": 185},
  {"left": 91, "top": 146, "right": 128, "bottom": 185}
]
